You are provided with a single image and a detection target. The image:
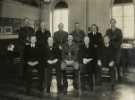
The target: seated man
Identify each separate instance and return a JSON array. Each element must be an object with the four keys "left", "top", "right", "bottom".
[
  {"left": 97, "top": 35, "right": 116, "bottom": 88},
  {"left": 44, "top": 37, "right": 61, "bottom": 94},
  {"left": 79, "top": 36, "right": 94, "bottom": 91},
  {"left": 61, "top": 34, "right": 79, "bottom": 90},
  {"left": 23, "top": 35, "right": 43, "bottom": 94}
]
